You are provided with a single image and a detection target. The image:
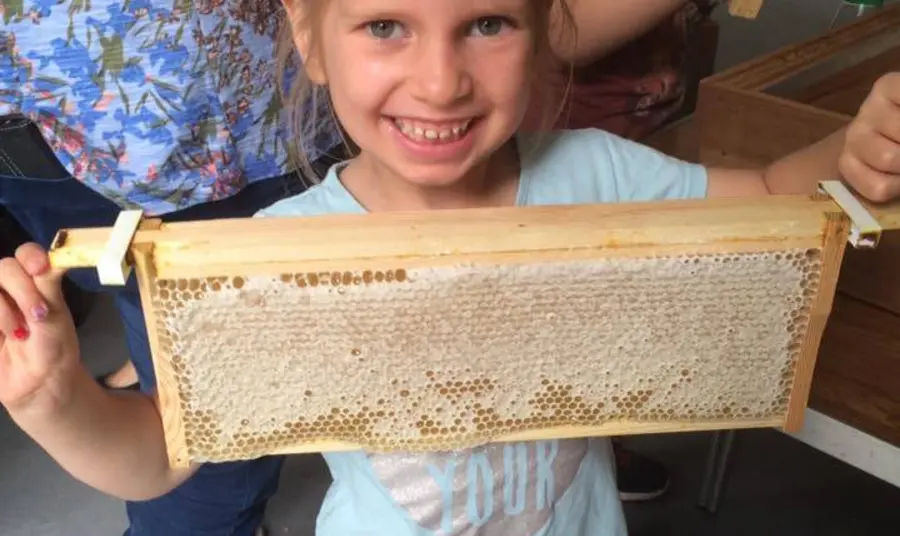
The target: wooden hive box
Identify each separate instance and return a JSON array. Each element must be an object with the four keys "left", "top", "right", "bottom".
[{"left": 48, "top": 189, "right": 900, "bottom": 468}]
